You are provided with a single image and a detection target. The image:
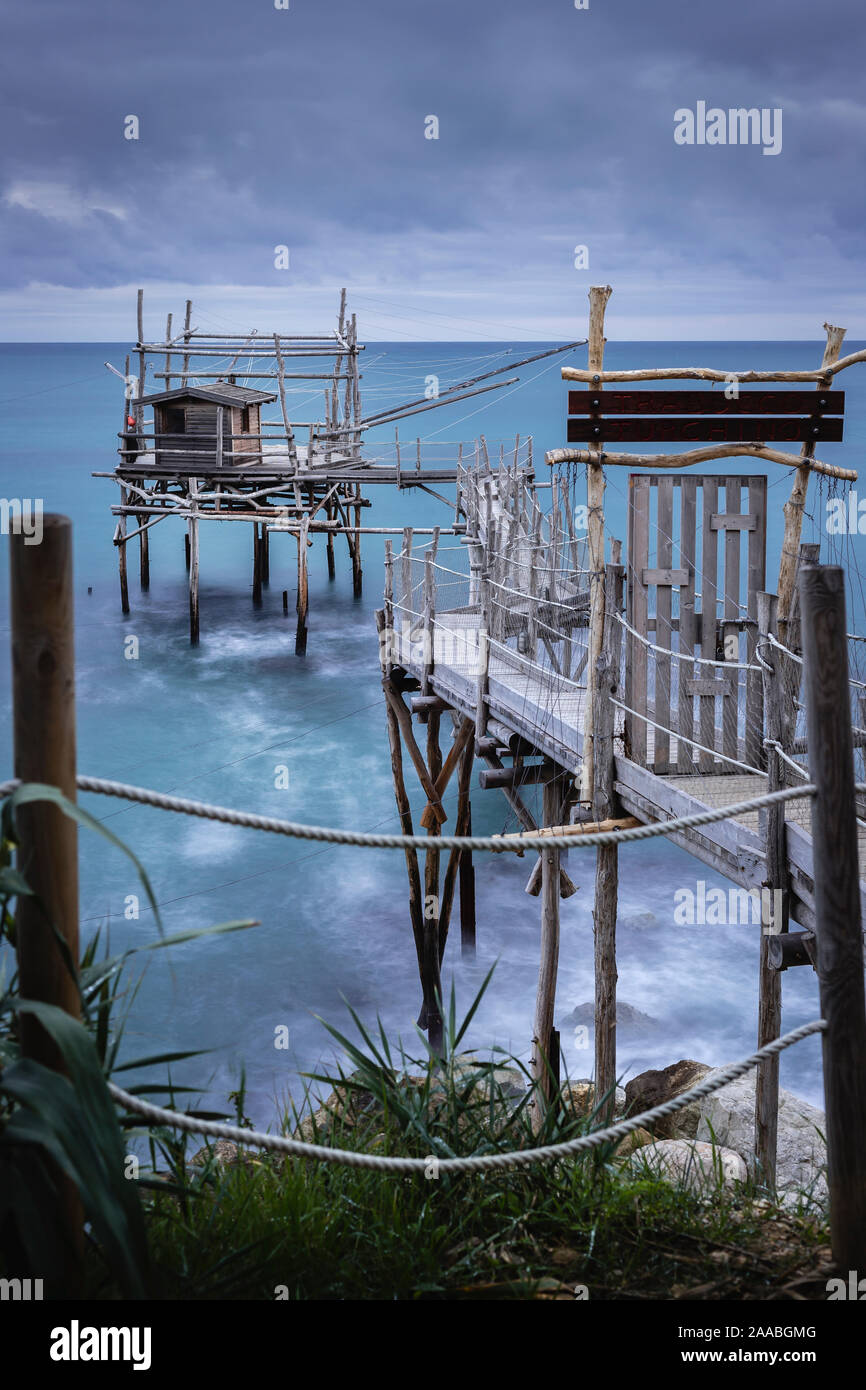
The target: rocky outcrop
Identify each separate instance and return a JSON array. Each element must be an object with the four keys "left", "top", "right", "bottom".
[
  {"left": 624, "top": 1059, "right": 711, "bottom": 1138},
  {"left": 695, "top": 1069, "right": 827, "bottom": 1206},
  {"left": 628, "top": 1139, "right": 747, "bottom": 1193},
  {"left": 560, "top": 999, "right": 664, "bottom": 1039},
  {"left": 560, "top": 1079, "right": 627, "bottom": 1118}
]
